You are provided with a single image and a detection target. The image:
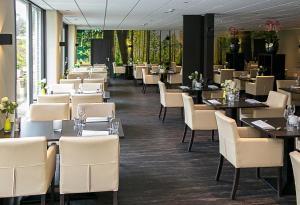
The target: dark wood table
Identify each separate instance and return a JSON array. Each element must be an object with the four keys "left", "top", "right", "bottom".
[
  {"left": 280, "top": 87, "right": 300, "bottom": 94},
  {"left": 0, "top": 119, "right": 124, "bottom": 140},
  {"left": 203, "top": 98, "right": 268, "bottom": 121},
  {"left": 234, "top": 76, "right": 256, "bottom": 82},
  {"left": 241, "top": 117, "right": 297, "bottom": 195},
  {"left": 125, "top": 65, "right": 134, "bottom": 80},
  {"left": 179, "top": 85, "right": 221, "bottom": 103}
]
